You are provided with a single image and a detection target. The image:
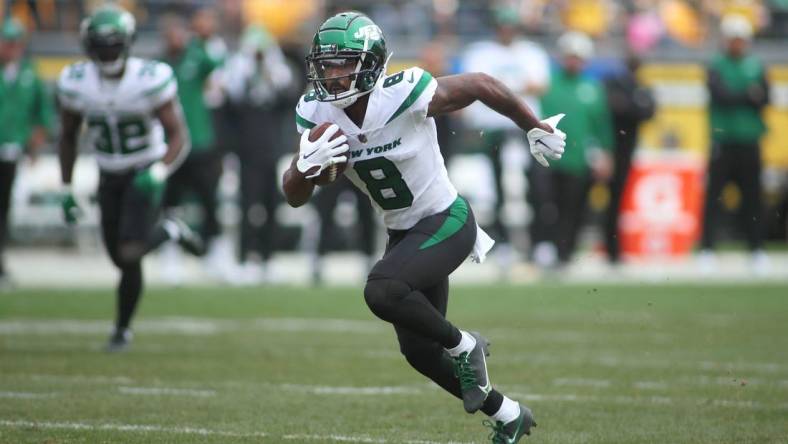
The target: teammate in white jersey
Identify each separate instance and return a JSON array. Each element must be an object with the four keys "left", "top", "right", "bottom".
[
  {"left": 283, "top": 12, "right": 566, "bottom": 443},
  {"left": 57, "top": 5, "right": 202, "bottom": 352}
]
